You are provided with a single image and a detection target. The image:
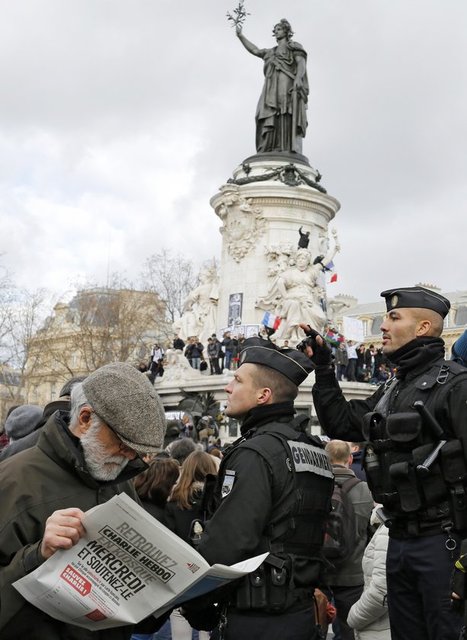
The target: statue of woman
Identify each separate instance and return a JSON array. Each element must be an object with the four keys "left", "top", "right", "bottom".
[
  {"left": 275, "top": 249, "right": 326, "bottom": 341},
  {"left": 235, "top": 18, "right": 309, "bottom": 154},
  {"left": 257, "top": 233, "right": 340, "bottom": 342},
  {"left": 174, "top": 266, "right": 219, "bottom": 344}
]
